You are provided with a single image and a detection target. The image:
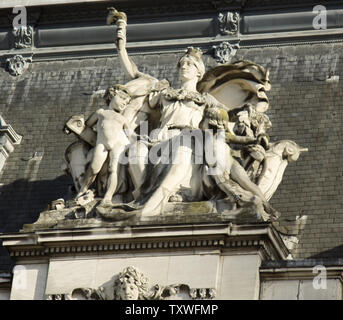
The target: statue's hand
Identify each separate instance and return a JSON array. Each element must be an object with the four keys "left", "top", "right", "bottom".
[
  {"left": 138, "top": 135, "right": 160, "bottom": 147},
  {"left": 257, "top": 133, "right": 269, "bottom": 148},
  {"left": 106, "top": 7, "right": 127, "bottom": 25}
]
